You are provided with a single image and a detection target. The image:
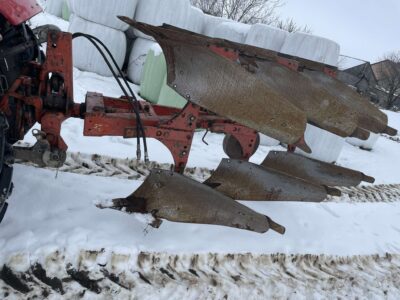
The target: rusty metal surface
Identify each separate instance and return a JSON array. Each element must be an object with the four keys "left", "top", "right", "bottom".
[
  {"left": 262, "top": 151, "right": 375, "bottom": 187},
  {"left": 119, "top": 17, "right": 307, "bottom": 146},
  {"left": 119, "top": 17, "right": 396, "bottom": 140},
  {"left": 204, "top": 159, "right": 332, "bottom": 202},
  {"left": 253, "top": 60, "right": 359, "bottom": 138},
  {"left": 111, "top": 169, "right": 285, "bottom": 234},
  {"left": 301, "top": 70, "right": 396, "bottom": 135}
]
